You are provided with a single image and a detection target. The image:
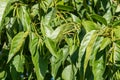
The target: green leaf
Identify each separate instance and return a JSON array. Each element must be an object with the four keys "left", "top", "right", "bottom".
[
  {"left": 78, "top": 30, "right": 96, "bottom": 79},
  {"left": 0, "top": 1, "right": 14, "bottom": 44},
  {"left": 57, "top": 5, "right": 74, "bottom": 11},
  {"left": 89, "top": 37, "right": 103, "bottom": 66},
  {"left": 29, "top": 34, "right": 47, "bottom": 80},
  {"left": 0, "top": 0, "right": 14, "bottom": 27},
  {"left": 7, "top": 31, "right": 29, "bottom": 63},
  {"left": 0, "top": 71, "right": 5, "bottom": 79},
  {"left": 82, "top": 20, "right": 100, "bottom": 32},
  {"left": 84, "top": 31, "right": 98, "bottom": 75},
  {"left": 103, "top": 8, "right": 112, "bottom": 24},
  {"left": 12, "top": 54, "right": 25, "bottom": 73},
  {"left": 114, "top": 26, "right": 120, "bottom": 38},
  {"left": 29, "top": 34, "right": 42, "bottom": 80},
  {"left": 91, "top": 14, "right": 107, "bottom": 25},
  {"left": 65, "top": 37, "right": 78, "bottom": 55},
  {"left": 70, "top": 14, "right": 81, "bottom": 23},
  {"left": 45, "top": 38, "right": 58, "bottom": 58},
  {"left": 43, "top": 25, "right": 63, "bottom": 40},
  {"left": 10, "top": 64, "right": 19, "bottom": 80},
  {"left": 51, "top": 56, "right": 62, "bottom": 78},
  {"left": 92, "top": 51, "right": 106, "bottom": 80},
  {"left": 40, "top": 0, "right": 53, "bottom": 12},
  {"left": 42, "top": 8, "right": 56, "bottom": 26},
  {"left": 93, "top": 0, "right": 98, "bottom": 6},
  {"left": 89, "top": 37, "right": 105, "bottom": 80},
  {"left": 114, "top": 43, "right": 120, "bottom": 67},
  {"left": 116, "top": 5, "right": 120, "bottom": 12},
  {"left": 100, "top": 37, "right": 111, "bottom": 51},
  {"left": 112, "top": 20, "right": 120, "bottom": 27},
  {"left": 18, "top": 6, "right": 31, "bottom": 31},
  {"left": 62, "top": 65, "right": 76, "bottom": 80}
]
